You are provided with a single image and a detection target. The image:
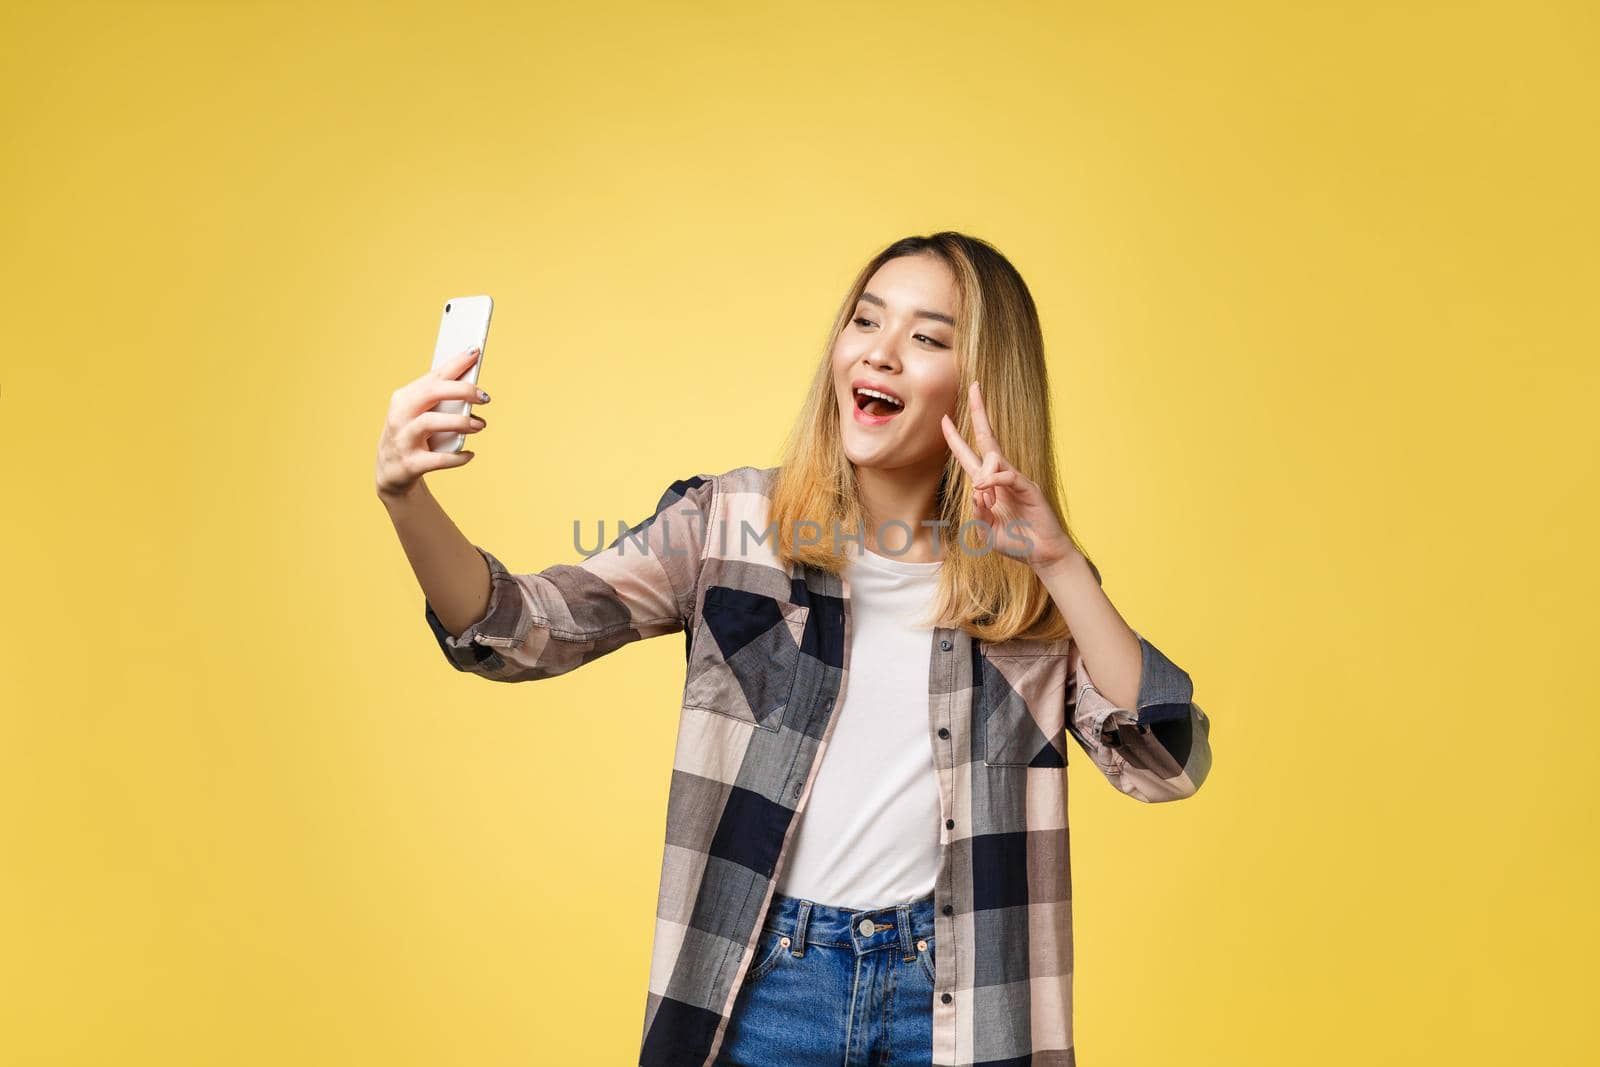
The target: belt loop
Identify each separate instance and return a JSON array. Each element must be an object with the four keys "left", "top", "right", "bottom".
[
  {"left": 897, "top": 902, "right": 915, "bottom": 962},
  {"left": 792, "top": 900, "right": 812, "bottom": 958}
]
